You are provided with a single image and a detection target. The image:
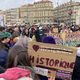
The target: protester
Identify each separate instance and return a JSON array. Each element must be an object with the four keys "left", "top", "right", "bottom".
[
  {"left": 6, "top": 45, "right": 39, "bottom": 80},
  {"left": 0, "top": 32, "right": 12, "bottom": 73},
  {"left": 0, "top": 27, "right": 5, "bottom": 32},
  {"left": 34, "top": 26, "right": 46, "bottom": 42},
  {"left": 12, "top": 27, "right": 20, "bottom": 37},
  {"left": 0, "top": 43, "right": 8, "bottom": 73},
  {"left": 6, "top": 28, "right": 14, "bottom": 34},
  {"left": 72, "top": 44, "right": 80, "bottom": 80},
  {"left": 23, "top": 27, "right": 30, "bottom": 37},
  {"left": 13, "top": 36, "right": 19, "bottom": 44},
  {"left": 0, "top": 32, "right": 12, "bottom": 49},
  {"left": 29, "top": 27, "right": 36, "bottom": 38}
]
